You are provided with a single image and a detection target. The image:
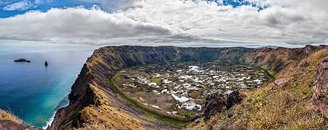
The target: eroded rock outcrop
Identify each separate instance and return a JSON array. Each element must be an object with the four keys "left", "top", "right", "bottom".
[
  {"left": 226, "top": 91, "right": 243, "bottom": 110},
  {"left": 204, "top": 93, "right": 226, "bottom": 121},
  {"left": 203, "top": 91, "right": 243, "bottom": 121},
  {"left": 312, "top": 57, "right": 328, "bottom": 118}
]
